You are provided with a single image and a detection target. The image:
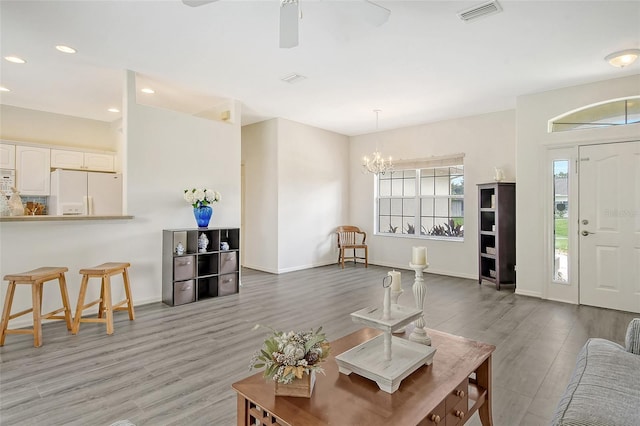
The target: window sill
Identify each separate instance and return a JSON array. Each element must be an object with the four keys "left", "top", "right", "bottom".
[{"left": 374, "top": 232, "right": 464, "bottom": 242}]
